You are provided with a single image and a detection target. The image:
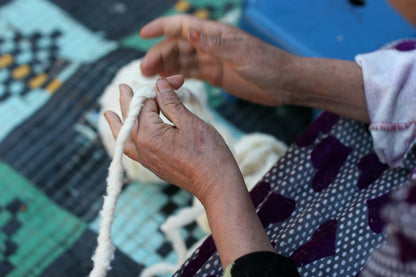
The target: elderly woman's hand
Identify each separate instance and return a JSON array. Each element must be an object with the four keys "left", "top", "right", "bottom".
[
  {"left": 140, "top": 15, "right": 370, "bottom": 123},
  {"left": 140, "top": 15, "right": 294, "bottom": 106},
  {"left": 104, "top": 76, "right": 275, "bottom": 268},
  {"left": 104, "top": 76, "right": 243, "bottom": 205}
]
